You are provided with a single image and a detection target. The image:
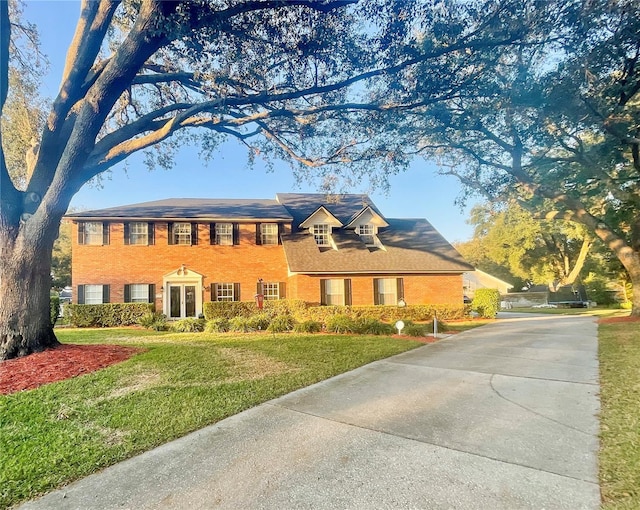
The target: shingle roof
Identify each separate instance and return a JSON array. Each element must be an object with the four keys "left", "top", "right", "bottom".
[
  {"left": 65, "top": 198, "right": 293, "bottom": 222},
  {"left": 276, "top": 193, "right": 385, "bottom": 230},
  {"left": 282, "top": 218, "right": 473, "bottom": 274}
]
